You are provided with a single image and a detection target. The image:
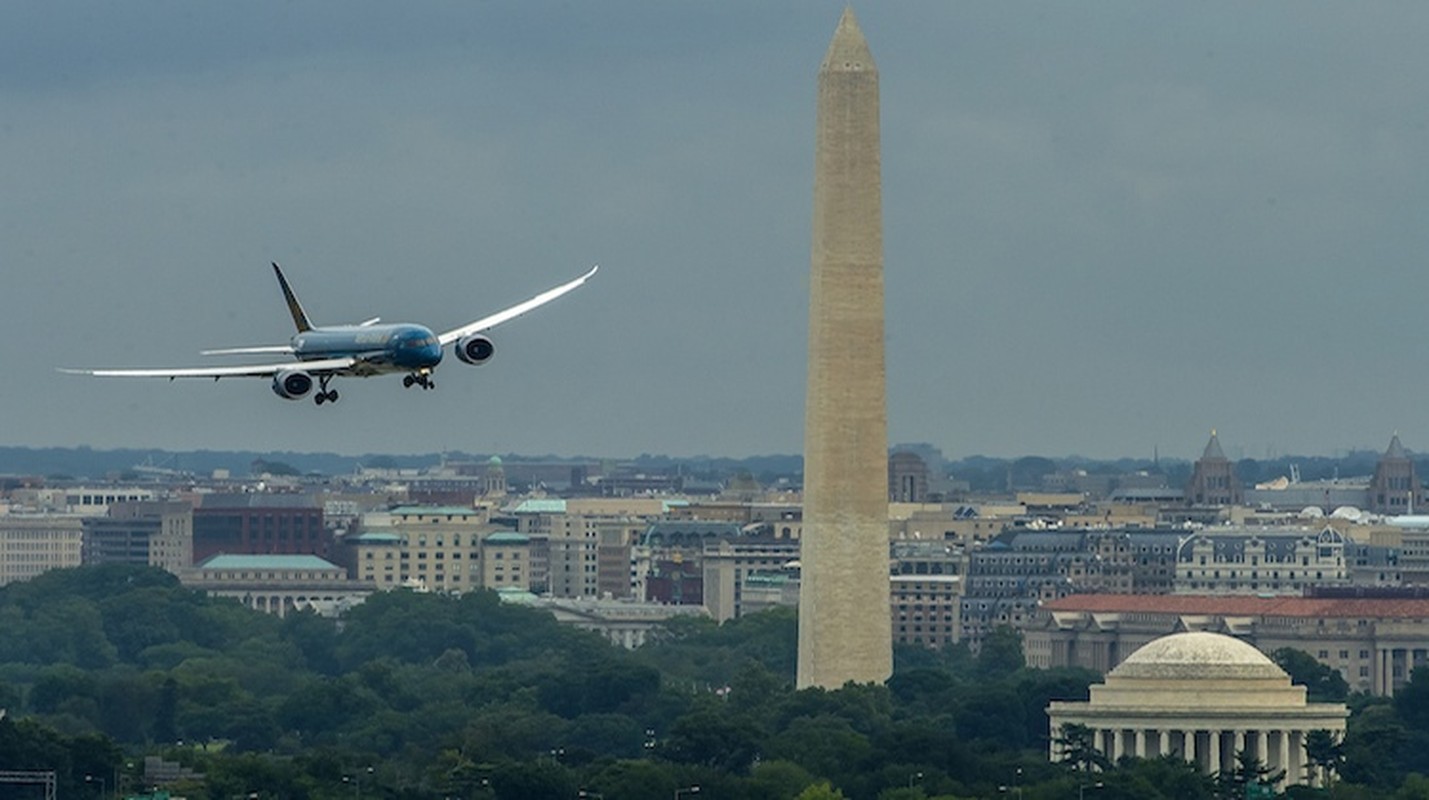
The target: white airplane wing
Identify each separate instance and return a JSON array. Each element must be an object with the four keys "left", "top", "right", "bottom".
[
  {"left": 200, "top": 345, "right": 297, "bottom": 356},
  {"left": 59, "top": 356, "right": 357, "bottom": 379},
  {"left": 437, "top": 265, "right": 598, "bottom": 346}
]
